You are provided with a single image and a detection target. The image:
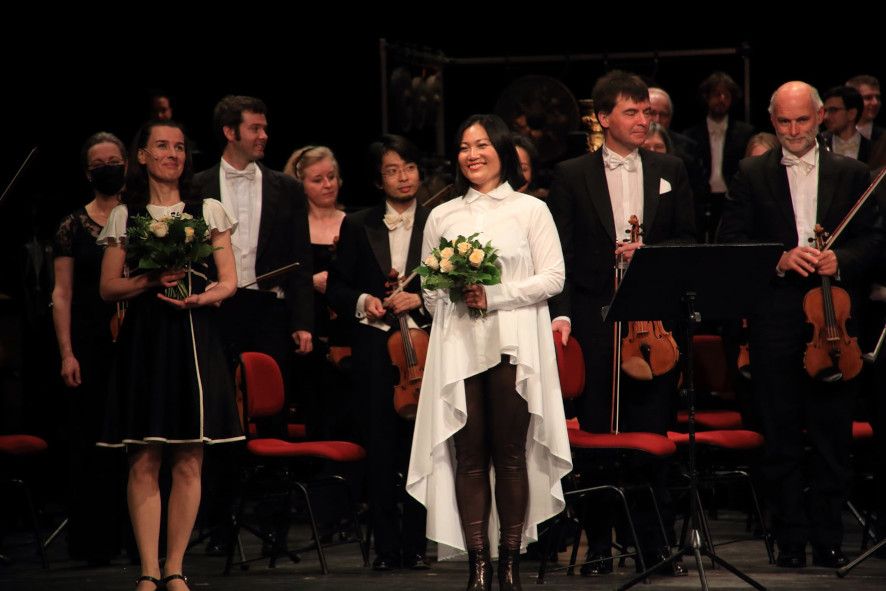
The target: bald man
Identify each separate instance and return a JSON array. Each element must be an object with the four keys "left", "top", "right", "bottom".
[{"left": 719, "top": 81, "right": 882, "bottom": 569}]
